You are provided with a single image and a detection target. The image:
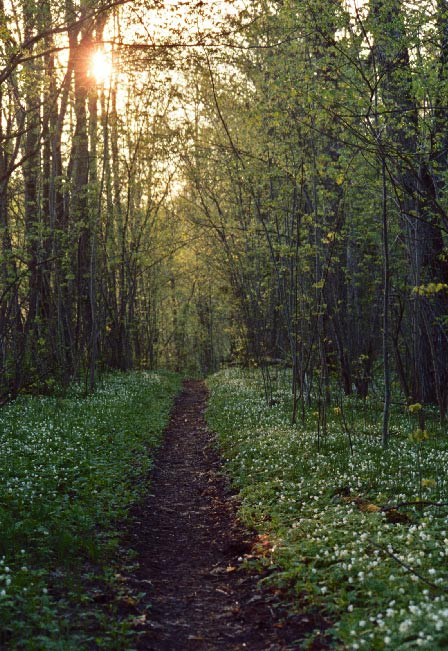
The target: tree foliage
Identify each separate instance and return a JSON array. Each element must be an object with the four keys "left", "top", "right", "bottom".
[{"left": 1, "top": 0, "right": 448, "bottom": 424}]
